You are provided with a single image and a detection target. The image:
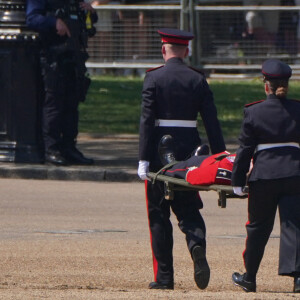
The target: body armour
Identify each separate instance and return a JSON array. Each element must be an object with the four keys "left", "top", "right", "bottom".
[{"left": 41, "top": 0, "right": 87, "bottom": 52}]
